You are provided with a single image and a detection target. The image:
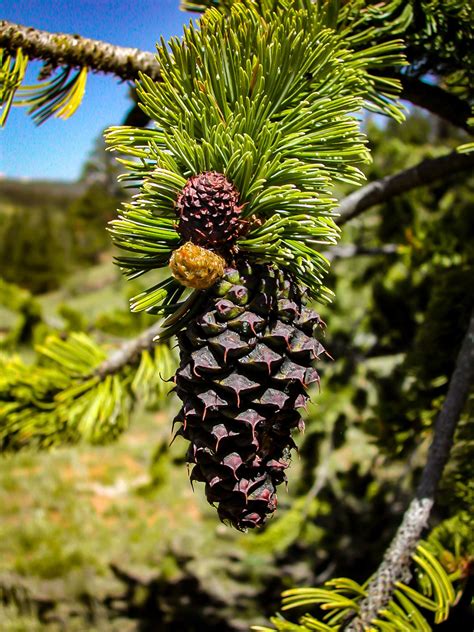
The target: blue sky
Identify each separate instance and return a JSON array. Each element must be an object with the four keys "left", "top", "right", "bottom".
[{"left": 1, "top": 0, "right": 198, "bottom": 181}]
